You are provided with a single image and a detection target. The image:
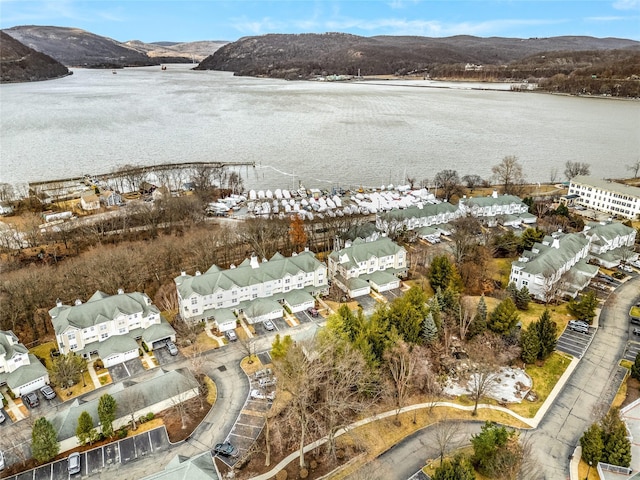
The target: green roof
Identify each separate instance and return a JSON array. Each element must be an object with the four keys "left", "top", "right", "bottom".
[
  {"left": 282, "top": 289, "right": 314, "bottom": 307},
  {"left": 5, "top": 354, "right": 48, "bottom": 391},
  {"left": 96, "top": 335, "right": 139, "bottom": 359},
  {"left": 0, "top": 330, "right": 27, "bottom": 359},
  {"left": 51, "top": 291, "right": 160, "bottom": 335},
  {"left": 212, "top": 308, "right": 236, "bottom": 323},
  {"left": 585, "top": 221, "right": 635, "bottom": 242},
  {"left": 380, "top": 202, "right": 458, "bottom": 221},
  {"left": 141, "top": 318, "right": 176, "bottom": 344},
  {"left": 329, "top": 237, "right": 405, "bottom": 270},
  {"left": 418, "top": 226, "right": 439, "bottom": 236},
  {"left": 244, "top": 298, "right": 283, "bottom": 317},
  {"left": 142, "top": 452, "right": 219, "bottom": 480},
  {"left": 465, "top": 195, "right": 527, "bottom": 208},
  {"left": 367, "top": 270, "right": 401, "bottom": 286},
  {"left": 175, "top": 251, "right": 325, "bottom": 299},
  {"left": 516, "top": 234, "right": 590, "bottom": 275},
  {"left": 347, "top": 277, "right": 370, "bottom": 291}
]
